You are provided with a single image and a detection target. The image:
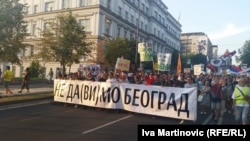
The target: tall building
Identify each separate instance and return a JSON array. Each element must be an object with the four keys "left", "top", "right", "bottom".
[
  {"left": 15, "top": 0, "right": 181, "bottom": 77},
  {"left": 180, "top": 32, "right": 214, "bottom": 60}
]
